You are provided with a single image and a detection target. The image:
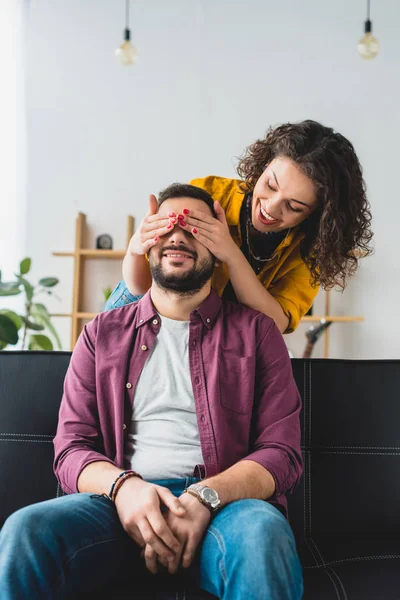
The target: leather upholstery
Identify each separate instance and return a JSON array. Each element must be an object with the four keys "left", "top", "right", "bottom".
[{"left": 1, "top": 352, "right": 399, "bottom": 599}]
